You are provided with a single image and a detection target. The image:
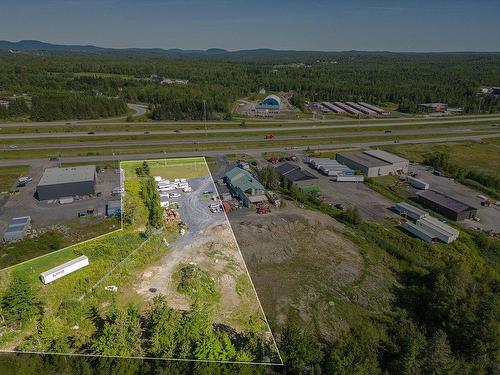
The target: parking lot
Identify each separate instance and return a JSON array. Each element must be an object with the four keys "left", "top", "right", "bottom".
[
  {"left": 299, "top": 161, "right": 397, "bottom": 222},
  {"left": 409, "top": 165, "right": 500, "bottom": 233}
]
